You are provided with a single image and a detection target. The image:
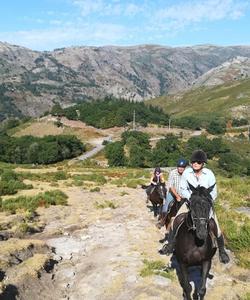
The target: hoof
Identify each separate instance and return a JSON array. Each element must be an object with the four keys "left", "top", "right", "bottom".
[
  {"left": 158, "top": 244, "right": 172, "bottom": 255},
  {"left": 159, "top": 237, "right": 166, "bottom": 243},
  {"left": 219, "top": 251, "right": 230, "bottom": 264}
]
